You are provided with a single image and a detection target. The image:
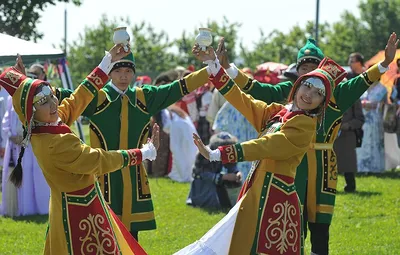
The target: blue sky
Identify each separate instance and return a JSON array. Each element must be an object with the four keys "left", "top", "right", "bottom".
[{"left": 37, "top": 0, "right": 360, "bottom": 51}]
